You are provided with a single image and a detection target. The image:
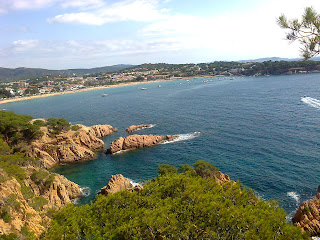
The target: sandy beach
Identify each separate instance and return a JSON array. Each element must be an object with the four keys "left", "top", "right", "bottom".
[{"left": 0, "top": 76, "right": 211, "bottom": 105}]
